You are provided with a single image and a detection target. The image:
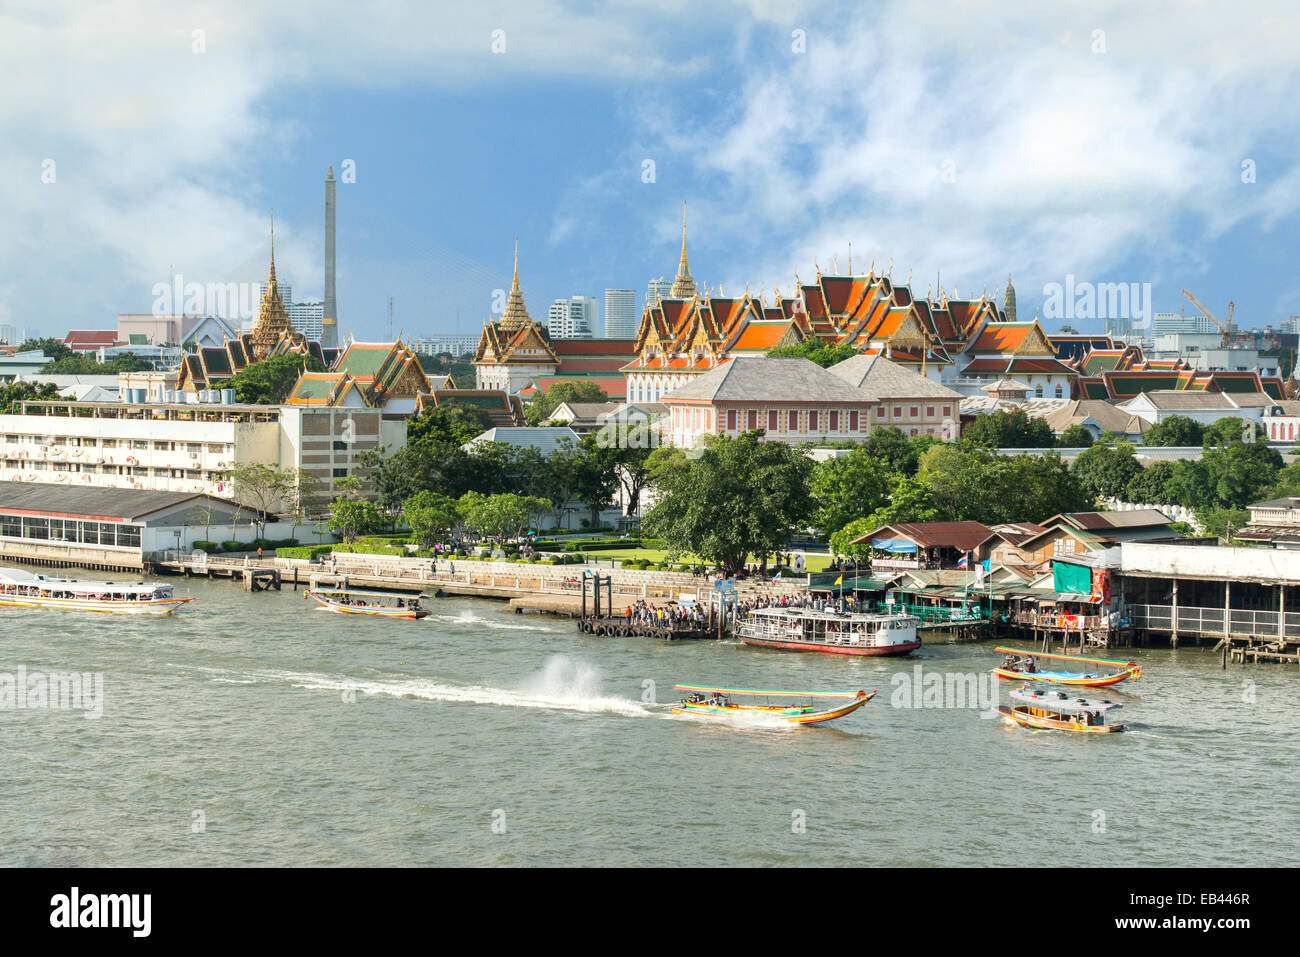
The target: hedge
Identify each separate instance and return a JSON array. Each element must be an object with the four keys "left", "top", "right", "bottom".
[{"left": 276, "top": 545, "right": 335, "bottom": 560}]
